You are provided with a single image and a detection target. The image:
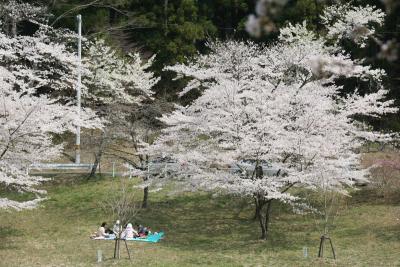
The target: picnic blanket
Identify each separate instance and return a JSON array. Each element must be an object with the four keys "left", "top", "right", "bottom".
[{"left": 103, "top": 231, "right": 165, "bottom": 243}]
